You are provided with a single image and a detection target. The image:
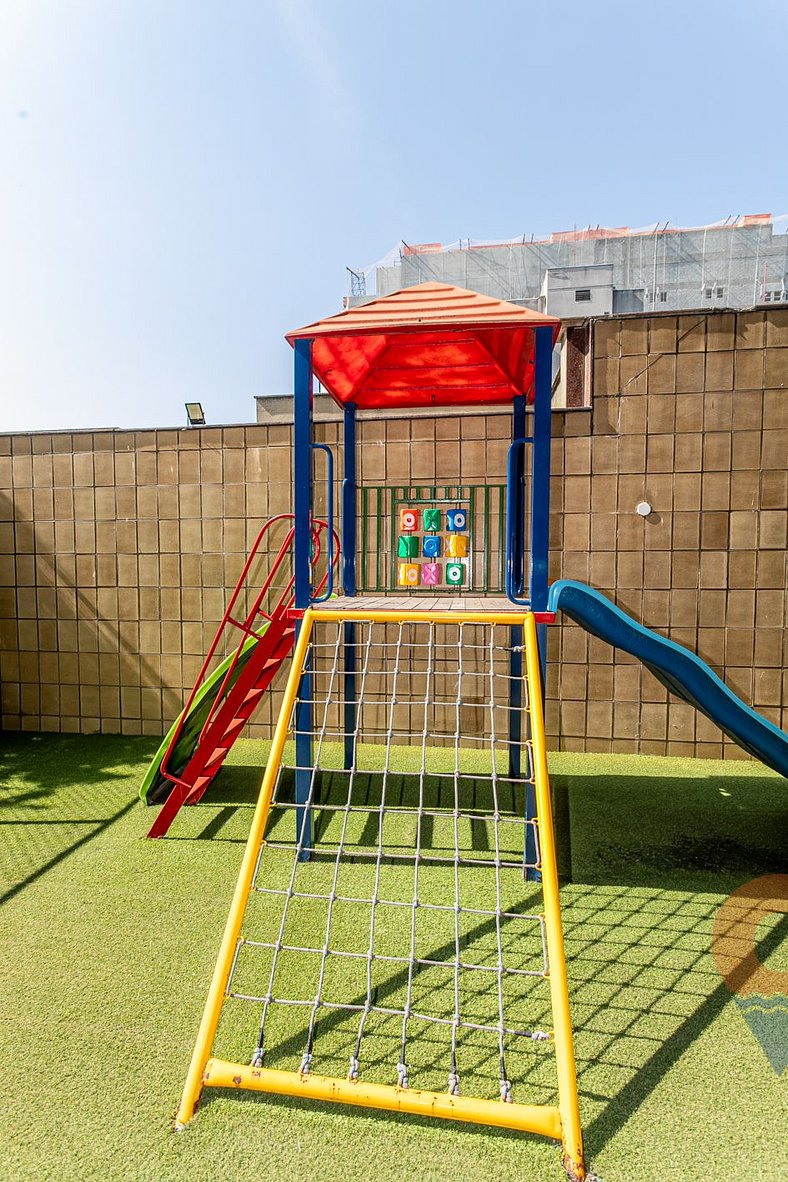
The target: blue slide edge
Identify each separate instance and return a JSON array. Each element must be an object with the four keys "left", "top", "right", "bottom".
[{"left": 547, "top": 579, "right": 788, "bottom": 779}]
